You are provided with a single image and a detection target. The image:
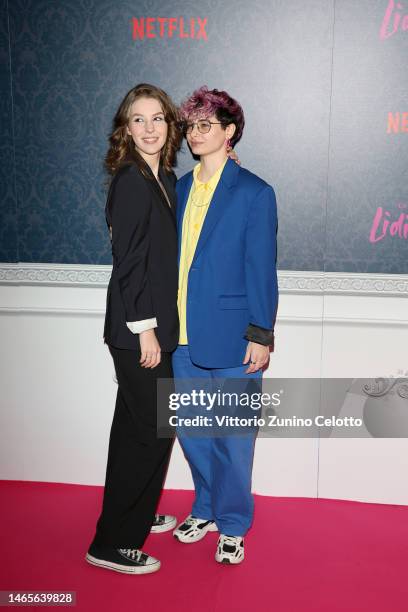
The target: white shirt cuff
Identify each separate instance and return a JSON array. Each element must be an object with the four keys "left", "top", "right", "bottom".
[{"left": 126, "top": 318, "right": 158, "bottom": 334}]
